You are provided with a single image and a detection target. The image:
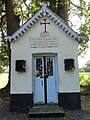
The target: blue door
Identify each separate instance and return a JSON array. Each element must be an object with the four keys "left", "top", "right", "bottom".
[{"left": 33, "top": 56, "right": 58, "bottom": 104}]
